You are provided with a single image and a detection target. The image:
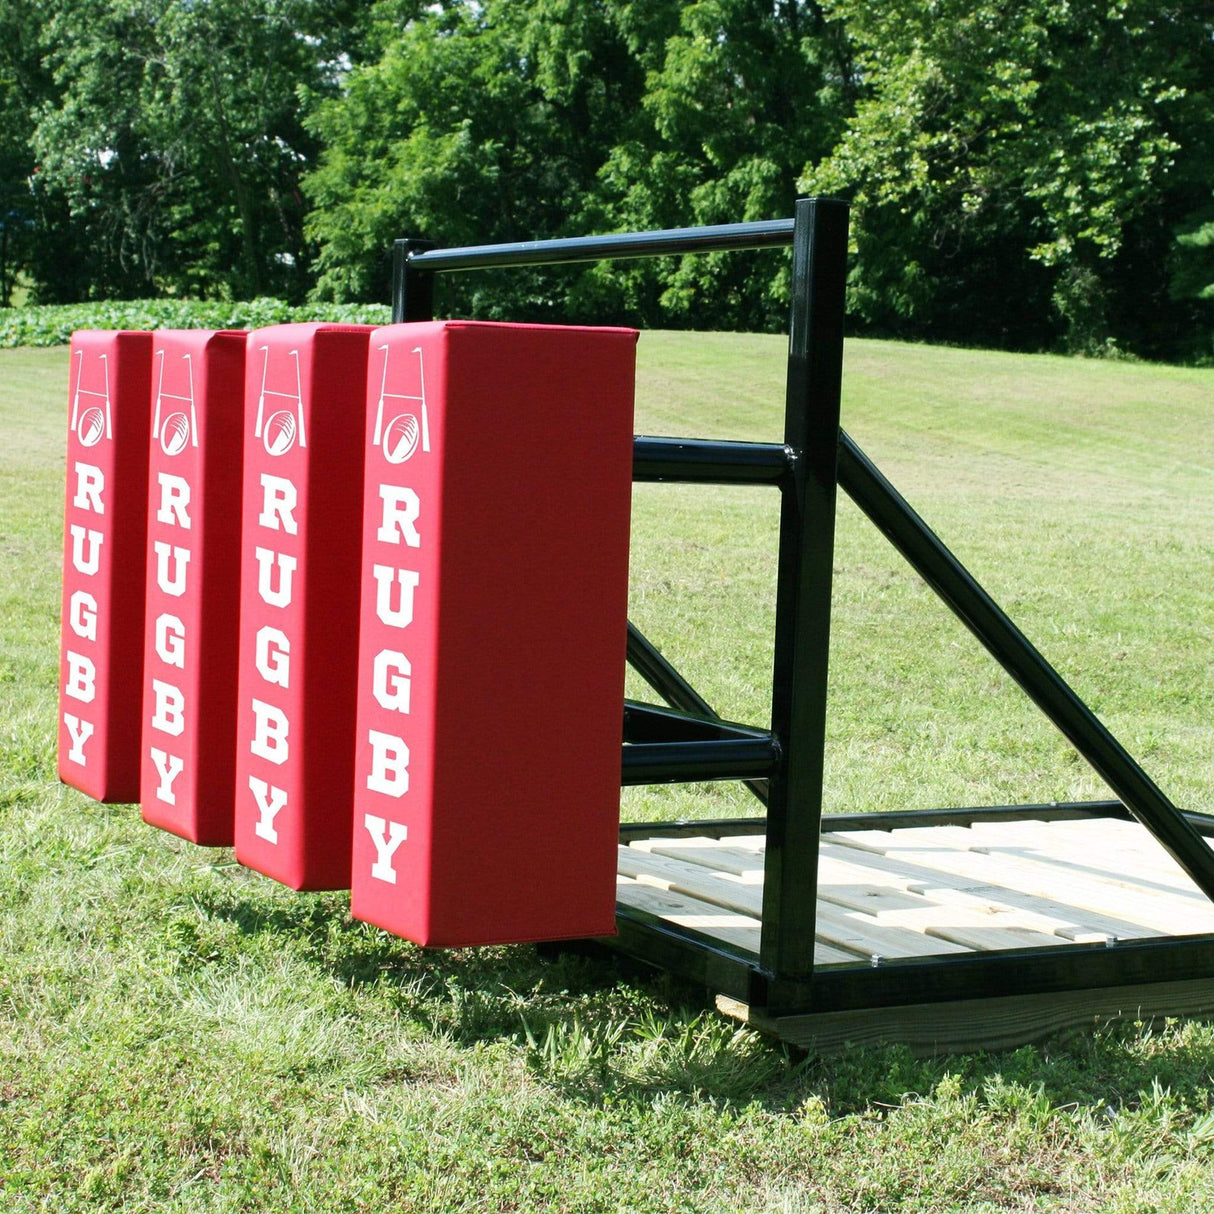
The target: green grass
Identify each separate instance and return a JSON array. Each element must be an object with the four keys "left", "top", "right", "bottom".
[
  {"left": 3, "top": 337, "right": 1214, "bottom": 1211},
  {"left": 624, "top": 334, "right": 1214, "bottom": 822}
]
